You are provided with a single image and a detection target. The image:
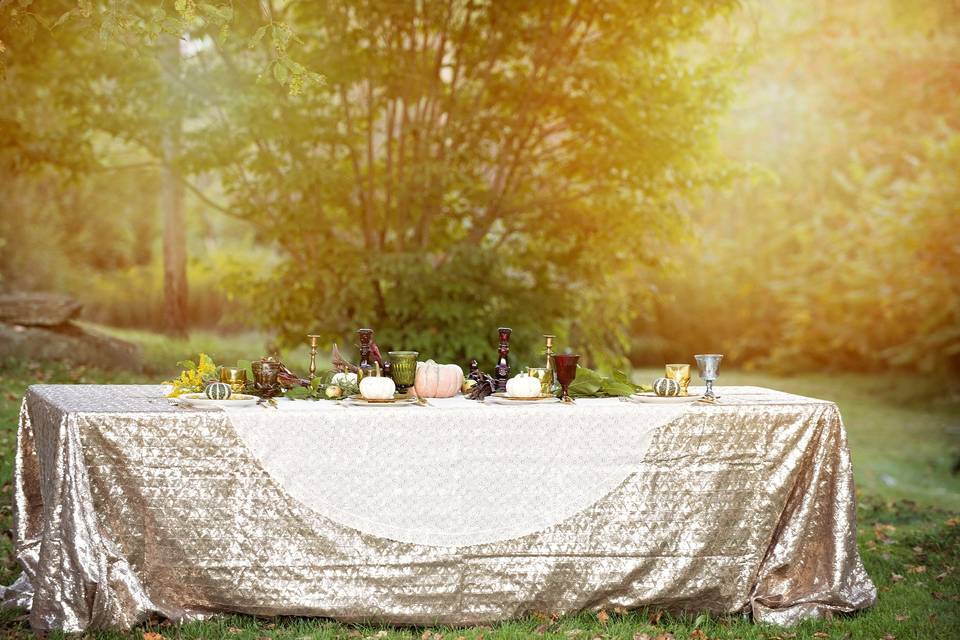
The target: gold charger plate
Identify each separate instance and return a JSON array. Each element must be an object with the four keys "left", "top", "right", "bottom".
[
  {"left": 347, "top": 394, "right": 418, "bottom": 406},
  {"left": 489, "top": 392, "right": 560, "bottom": 404},
  {"left": 628, "top": 392, "right": 701, "bottom": 404}
]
